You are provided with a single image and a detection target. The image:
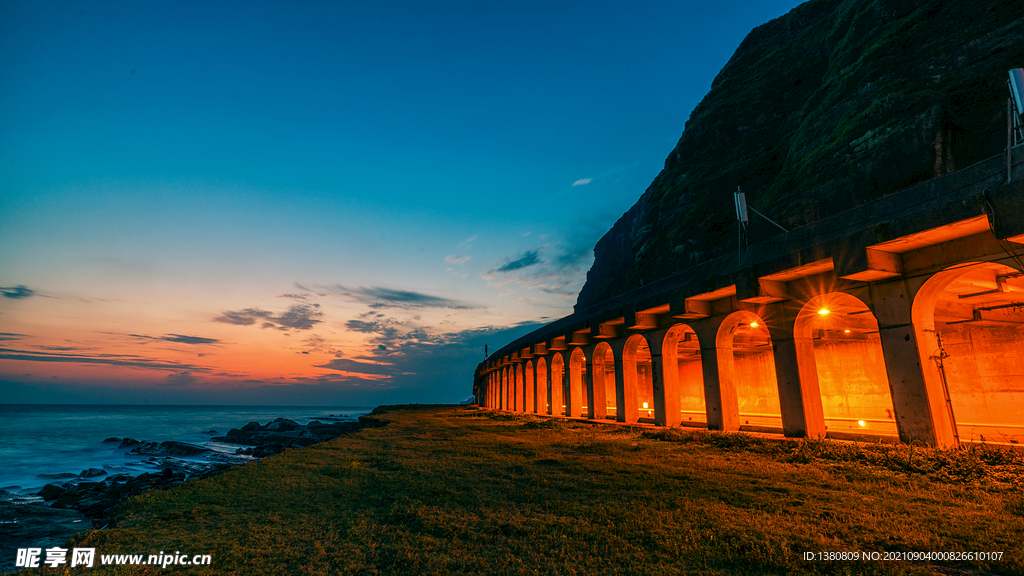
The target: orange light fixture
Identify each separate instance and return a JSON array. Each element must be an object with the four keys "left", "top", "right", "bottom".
[
  {"left": 750, "top": 322, "right": 759, "bottom": 328},
  {"left": 844, "top": 329, "right": 851, "bottom": 334},
  {"left": 818, "top": 308, "right": 830, "bottom": 315}
]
